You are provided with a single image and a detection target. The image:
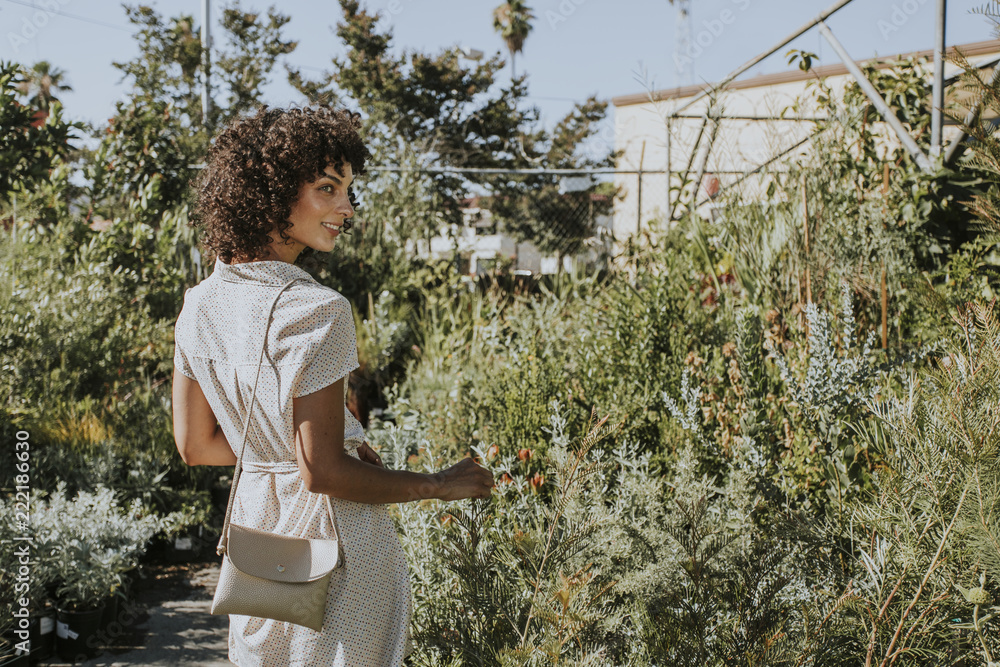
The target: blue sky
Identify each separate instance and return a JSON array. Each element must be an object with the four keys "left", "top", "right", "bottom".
[{"left": 0, "top": 0, "right": 994, "bottom": 157}]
